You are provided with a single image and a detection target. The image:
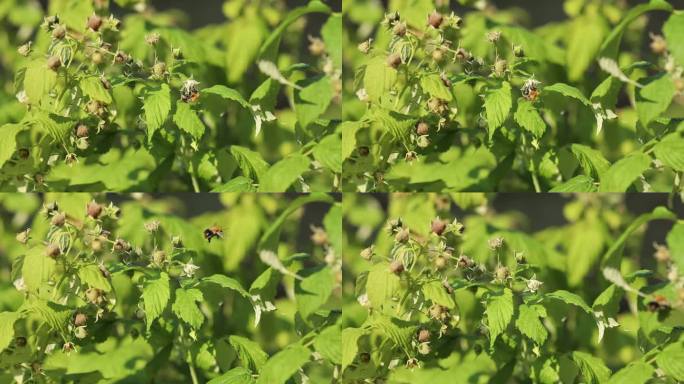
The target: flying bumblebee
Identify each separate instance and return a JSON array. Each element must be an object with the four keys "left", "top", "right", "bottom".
[{"left": 203, "top": 225, "right": 224, "bottom": 243}]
